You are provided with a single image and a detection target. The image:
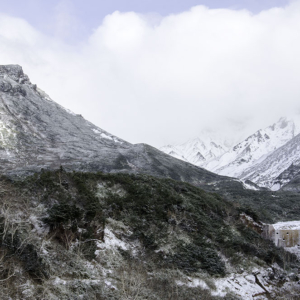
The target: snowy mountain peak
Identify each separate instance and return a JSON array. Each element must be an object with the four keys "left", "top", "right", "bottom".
[
  {"left": 203, "top": 117, "right": 300, "bottom": 178},
  {"left": 161, "top": 116, "right": 300, "bottom": 189},
  {"left": 160, "top": 134, "right": 229, "bottom": 167}
]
